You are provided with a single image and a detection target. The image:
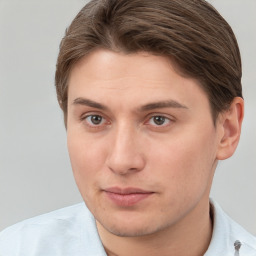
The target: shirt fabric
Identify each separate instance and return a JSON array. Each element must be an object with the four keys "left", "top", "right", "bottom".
[{"left": 0, "top": 199, "right": 255, "bottom": 256}]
